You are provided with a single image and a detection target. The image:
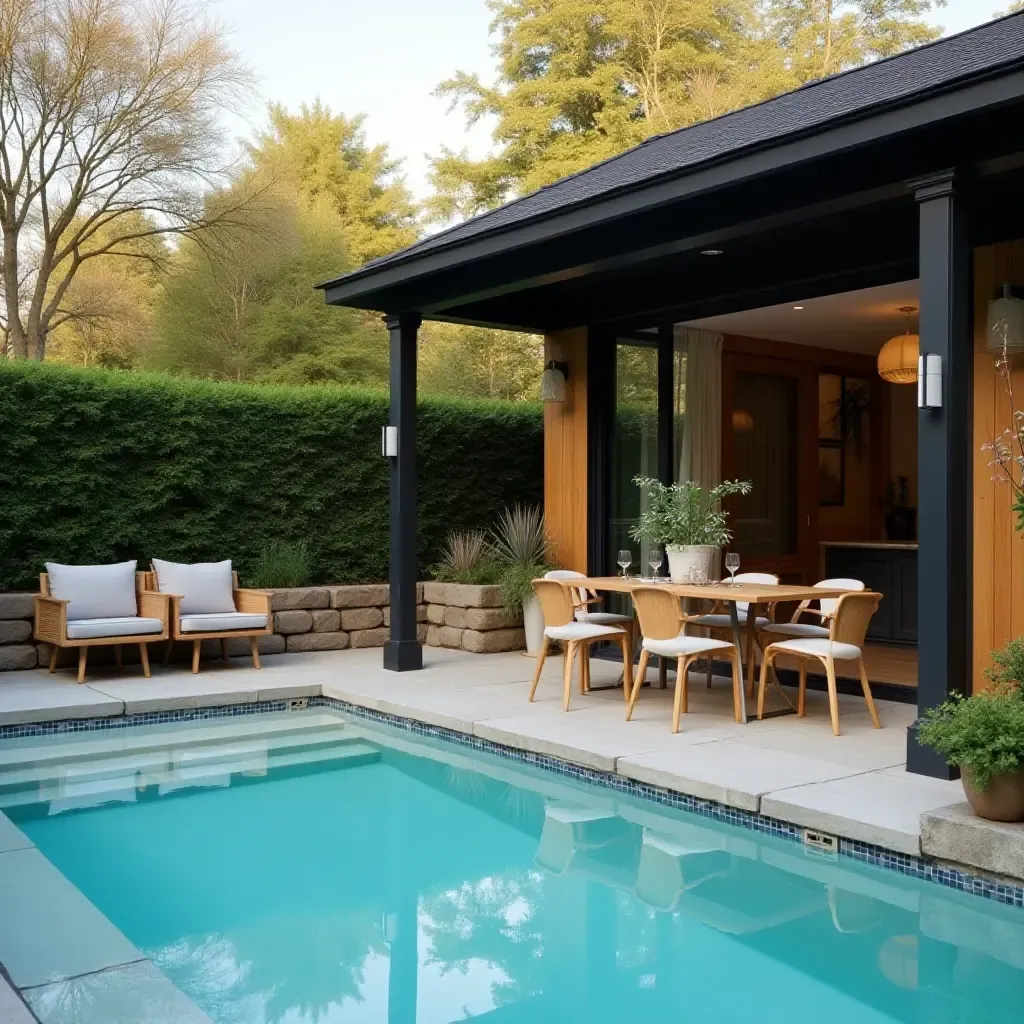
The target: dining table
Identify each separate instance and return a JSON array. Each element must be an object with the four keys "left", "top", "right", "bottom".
[{"left": 562, "top": 577, "right": 857, "bottom": 724}]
